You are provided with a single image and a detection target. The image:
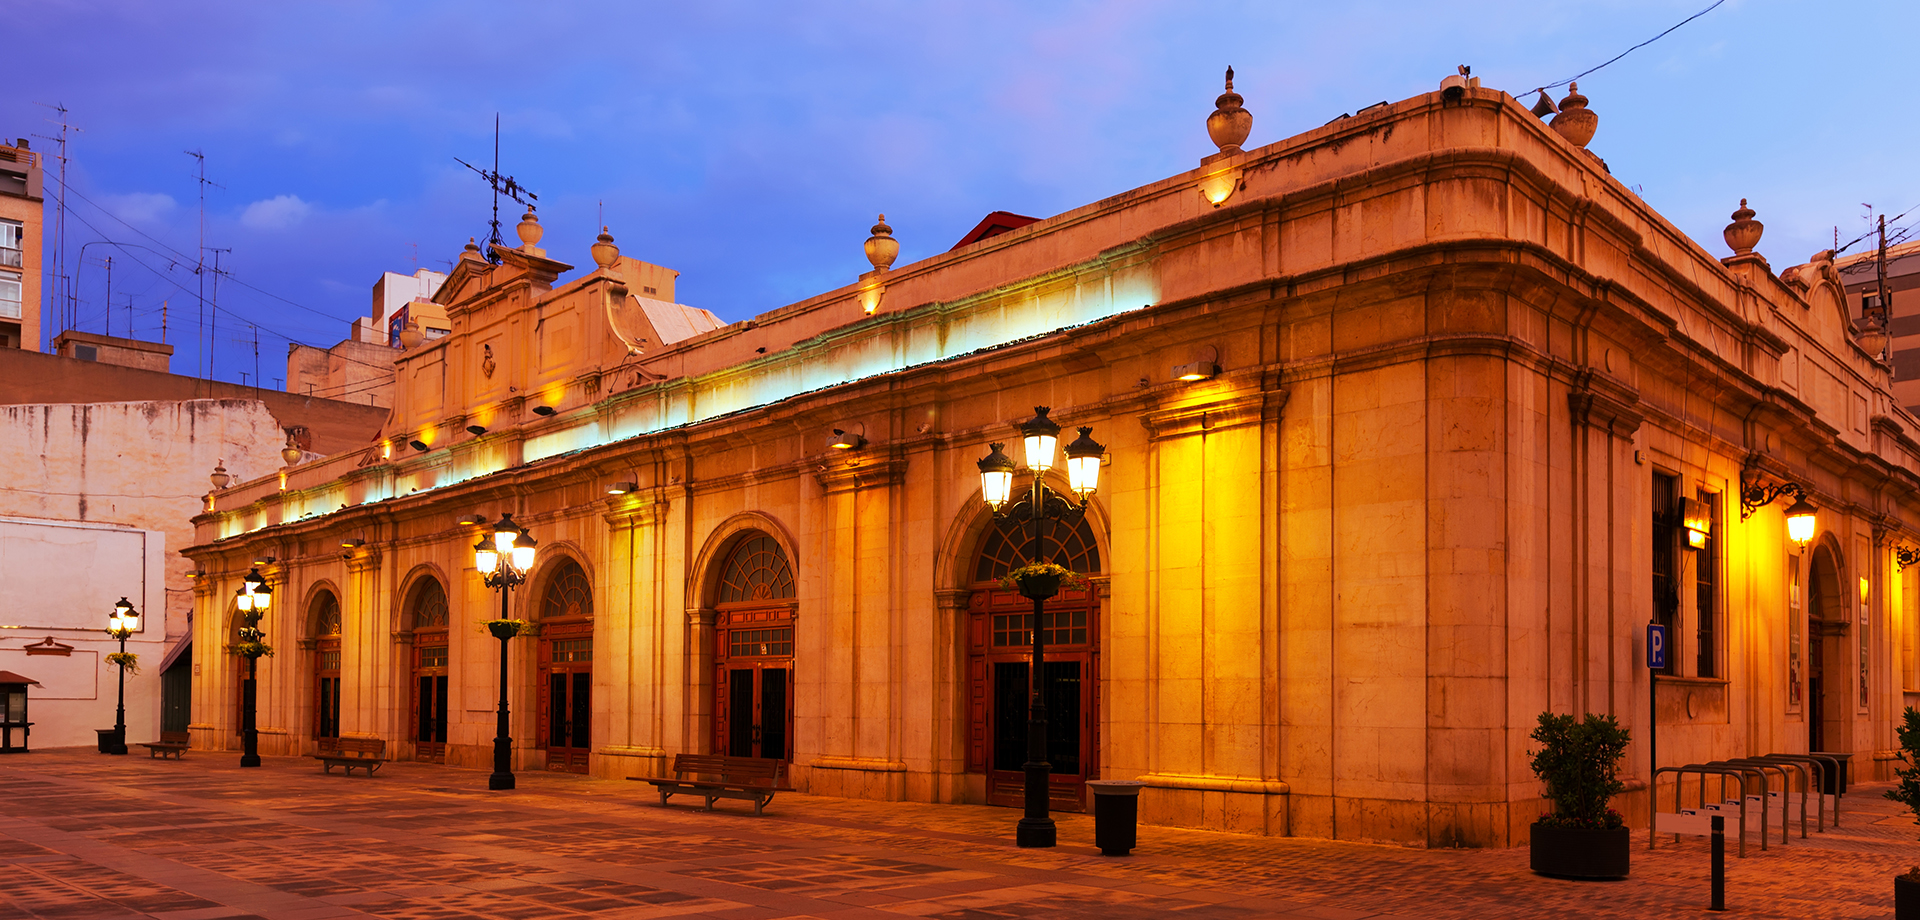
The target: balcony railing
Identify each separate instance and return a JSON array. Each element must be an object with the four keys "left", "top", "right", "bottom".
[{"left": 0, "top": 247, "right": 19, "bottom": 269}]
